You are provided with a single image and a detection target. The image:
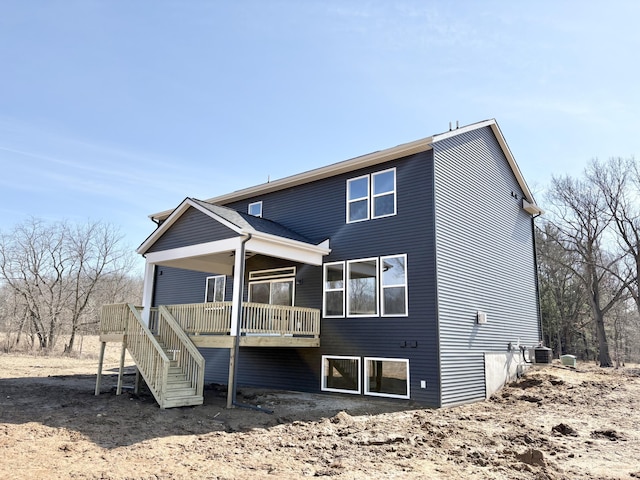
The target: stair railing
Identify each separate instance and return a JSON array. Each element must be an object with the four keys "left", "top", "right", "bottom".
[
  {"left": 122, "top": 304, "right": 171, "bottom": 407},
  {"left": 157, "top": 306, "right": 205, "bottom": 398}
]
